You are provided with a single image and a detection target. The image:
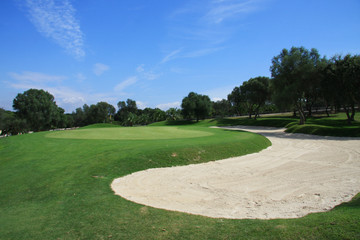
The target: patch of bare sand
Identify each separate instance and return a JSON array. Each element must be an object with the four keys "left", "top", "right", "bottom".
[{"left": 111, "top": 126, "right": 360, "bottom": 219}]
